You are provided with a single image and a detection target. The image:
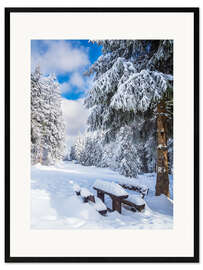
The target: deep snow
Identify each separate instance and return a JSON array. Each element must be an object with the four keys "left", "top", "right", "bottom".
[{"left": 31, "top": 161, "right": 173, "bottom": 229}]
